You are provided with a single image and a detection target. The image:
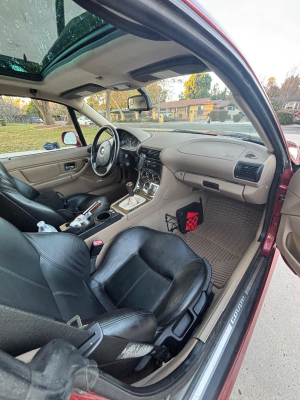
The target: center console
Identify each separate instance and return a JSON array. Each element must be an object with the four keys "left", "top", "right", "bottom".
[
  {"left": 59, "top": 148, "right": 162, "bottom": 239},
  {"left": 113, "top": 149, "right": 162, "bottom": 214},
  {"left": 137, "top": 158, "right": 161, "bottom": 197},
  {"left": 60, "top": 208, "right": 123, "bottom": 240}
]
